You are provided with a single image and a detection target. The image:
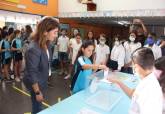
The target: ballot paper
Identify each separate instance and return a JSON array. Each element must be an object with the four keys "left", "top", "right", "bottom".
[
  {"left": 90, "top": 78, "right": 99, "bottom": 93},
  {"left": 100, "top": 78, "right": 112, "bottom": 84},
  {"left": 77, "top": 108, "right": 100, "bottom": 114},
  {"left": 99, "top": 70, "right": 112, "bottom": 84},
  {"left": 104, "top": 70, "right": 109, "bottom": 78},
  {"left": 86, "top": 90, "right": 122, "bottom": 111}
]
